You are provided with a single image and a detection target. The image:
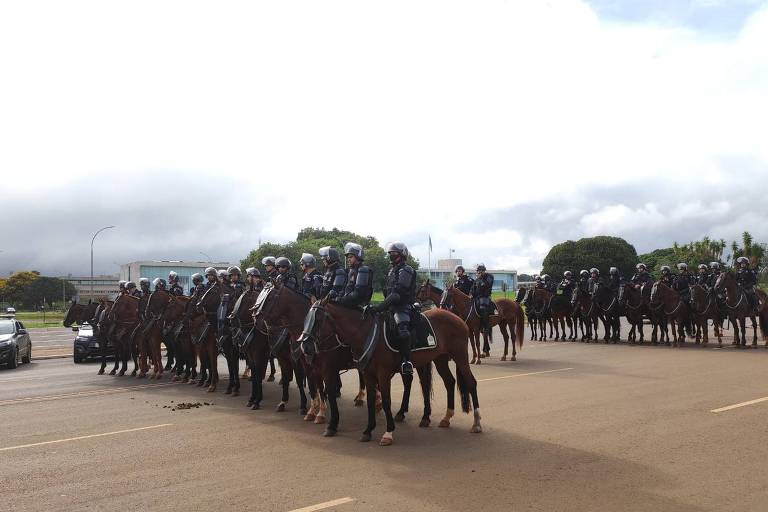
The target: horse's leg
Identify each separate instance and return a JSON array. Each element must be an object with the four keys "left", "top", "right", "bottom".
[
  {"left": 378, "top": 372, "right": 395, "bottom": 446},
  {"left": 295, "top": 364, "right": 308, "bottom": 416},
  {"left": 251, "top": 352, "right": 268, "bottom": 410},
  {"left": 207, "top": 336, "right": 218, "bottom": 391},
  {"left": 360, "top": 372, "right": 377, "bottom": 442},
  {"left": 267, "top": 357, "right": 276, "bottom": 382},
  {"left": 304, "top": 375, "right": 318, "bottom": 421},
  {"left": 500, "top": 322, "right": 509, "bottom": 361},
  {"left": 353, "top": 370, "right": 365, "bottom": 406},
  {"left": 231, "top": 347, "right": 241, "bottom": 396},
  {"left": 750, "top": 316, "right": 758, "bottom": 347},
  {"left": 109, "top": 338, "right": 119, "bottom": 375},
  {"left": 469, "top": 332, "right": 477, "bottom": 364},
  {"left": 395, "top": 371, "right": 414, "bottom": 422},
  {"left": 456, "top": 361, "right": 482, "bottom": 434},
  {"left": 323, "top": 372, "right": 340, "bottom": 437},
  {"left": 434, "top": 356, "right": 455, "bottom": 428},
  {"left": 118, "top": 340, "right": 128, "bottom": 376},
  {"left": 98, "top": 340, "right": 107, "bottom": 375},
  {"left": 224, "top": 341, "right": 235, "bottom": 395}
]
